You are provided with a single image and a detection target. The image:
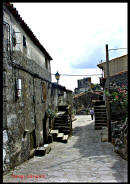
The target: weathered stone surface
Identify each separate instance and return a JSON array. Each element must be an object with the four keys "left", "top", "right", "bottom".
[
  {"left": 3, "top": 36, "right": 51, "bottom": 174},
  {"left": 101, "top": 127, "right": 108, "bottom": 142},
  {"left": 111, "top": 118, "right": 128, "bottom": 160},
  {"left": 3, "top": 115, "right": 127, "bottom": 182}
]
